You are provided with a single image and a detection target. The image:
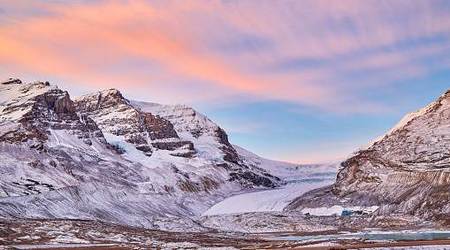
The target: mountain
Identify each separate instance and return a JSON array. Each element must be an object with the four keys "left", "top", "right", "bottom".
[
  {"left": 234, "top": 145, "right": 337, "bottom": 181},
  {"left": 286, "top": 89, "right": 450, "bottom": 224},
  {"left": 0, "top": 78, "right": 281, "bottom": 231}
]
